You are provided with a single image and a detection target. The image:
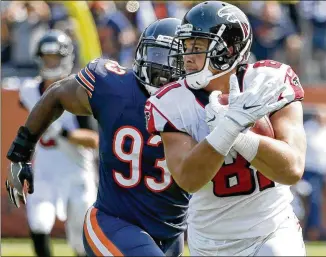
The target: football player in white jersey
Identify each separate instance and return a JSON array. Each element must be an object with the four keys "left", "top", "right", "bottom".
[
  {"left": 145, "top": 1, "right": 307, "bottom": 256},
  {"left": 18, "top": 30, "right": 98, "bottom": 257}
]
